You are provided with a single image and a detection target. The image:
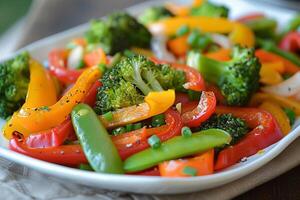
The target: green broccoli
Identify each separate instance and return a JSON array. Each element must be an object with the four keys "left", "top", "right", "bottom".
[
  {"left": 138, "top": 6, "right": 174, "bottom": 25},
  {"left": 85, "top": 12, "right": 152, "bottom": 55},
  {"left": 190, "top": 1, "right": 229, "bottom": 18},
  {"left": 0, "top": 52, "right": 30, "bottom": 118},
  {"left": 187, "top": 45, "right": 261, "bottom": 106},
  {"left": 94, "top": 55, "right": 186, "bottom": 114},
  {"left": 199, "top": 114, "right": 248, "bottom": 145}
]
